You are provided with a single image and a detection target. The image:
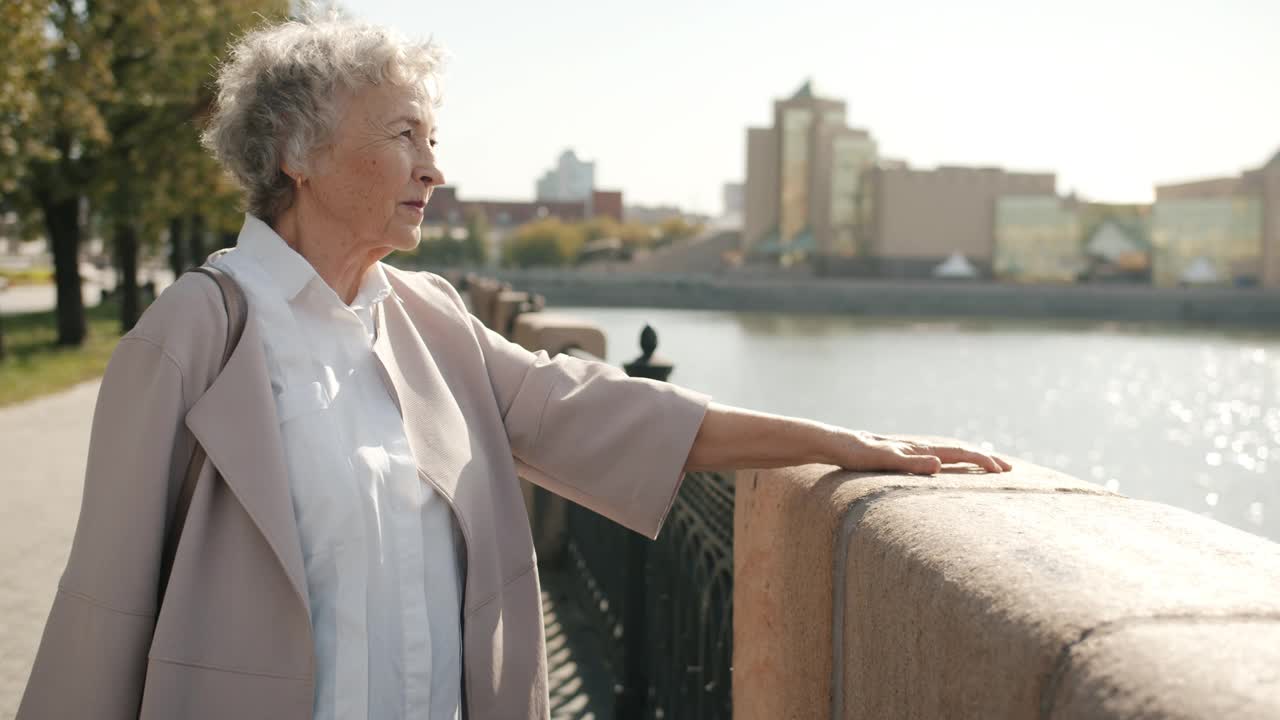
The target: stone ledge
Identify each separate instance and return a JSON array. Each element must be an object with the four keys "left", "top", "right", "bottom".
[
  {"left": 733, "top": 448, "right": 1280, "bottom": 720},
  {"left": 733, "top": 451, "right": 1110, "bottom": 720},
  {"left": 838, "top": 491, "right": 1280, "bottom": 719},
  {"left": 511, "top": 312, "right": 607, "bottom": 359},
  {"left": 1046, "top": 618, "right": 1280, "bottom": 719}
]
